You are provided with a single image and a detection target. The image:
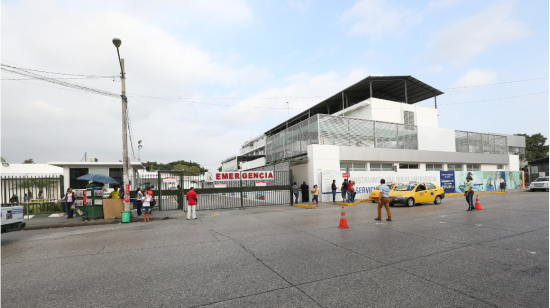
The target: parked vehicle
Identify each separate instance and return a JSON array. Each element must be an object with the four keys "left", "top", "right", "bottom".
[
  {"left": 529, "top": 177, "right": 549, "bottom": 192},
  {"left": 1, "top": 205, "right": 26, "bottom": 233},
  {"left": 389, "top": 182, "right": 445, "bottom": 207}
]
